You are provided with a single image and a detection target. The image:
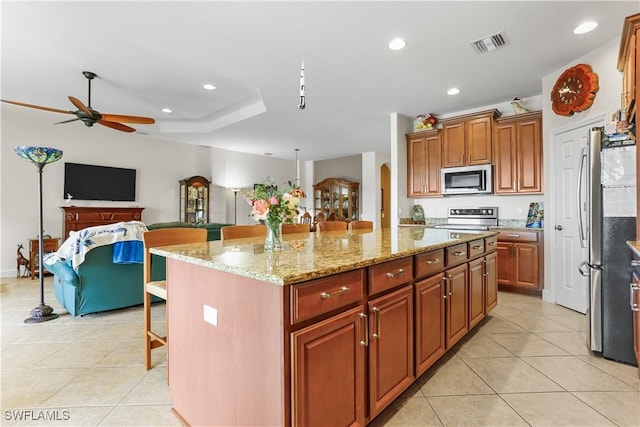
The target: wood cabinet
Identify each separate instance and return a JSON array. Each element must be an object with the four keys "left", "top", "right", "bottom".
[
  {"left": 441, "top": 109, "right": 500, "bottom": 168},
  {"left": 367, "top": 285, "right": 414, "bottom": 419},
  {"left": 631, "top": 259, "right": 640, "bottom": 370},
  {"left": 29, "top": 238, "right": 59, "bottom": 279},
  {"left": 179, "top": 175, "right": 210, "bottom": 224},
  {"left": 61, "top": 206, "right": 144, "bottom": 238},
  {"left": 497, "top": 229, "right": 544, "bottom": 294},
  {"left": 444, "top": 263, "right": 469, "bottom": 348},
  {"left": 469, "top": 237, "right": 498, "bottom": 328},
  {"left": 617, "top": 14, "right": 640, "bottom": 239},
  {"left": 292, "top": 305, "right": 367, "bottom": 427},
  {"left": 494, "top": 111, "right": 543, "bottom": 194},
  {"left": 414, "top": 272, "right": 446, "bottom": 376},
  {"left": 406, "top": 130, "right": 442, "bottom": 197},
  {"left": 313, "top": 177, "right": 359, "bottom": 221}
]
